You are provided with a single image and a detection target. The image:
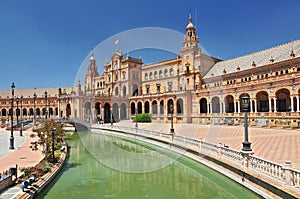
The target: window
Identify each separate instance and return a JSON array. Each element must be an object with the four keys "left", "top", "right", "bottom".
[
  {"left": 149, "top": 72, "right": 153, "bottom": 80},
  {"left": 170, "top": 68, "right": 174, "bottom": 76},
  {"left": 168, "top": 81, "right": 172, "bottom": 92},
  {"left": 156, "top": 83, "right": 161, "bottom": 93},
  {"left": 286, "top": 69, "right": 288, "bottom": 74},
  {"left": 164, "top": 69, "right": 168, "bottom": 77},
  {"left": 123, "top": 72, "right": 126, "bottom": 80},
  {"left": 154, "top": 71, "right": 158, "bottom": 78},
  {"left": 146, "top": 84, "right": 150, "bottom": 94},
  {"left": 145, "top": 73, "right": 148, "bottom": 80},
  {"left": 159, "top": 70, "right": 163, "bottom": 78}
]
